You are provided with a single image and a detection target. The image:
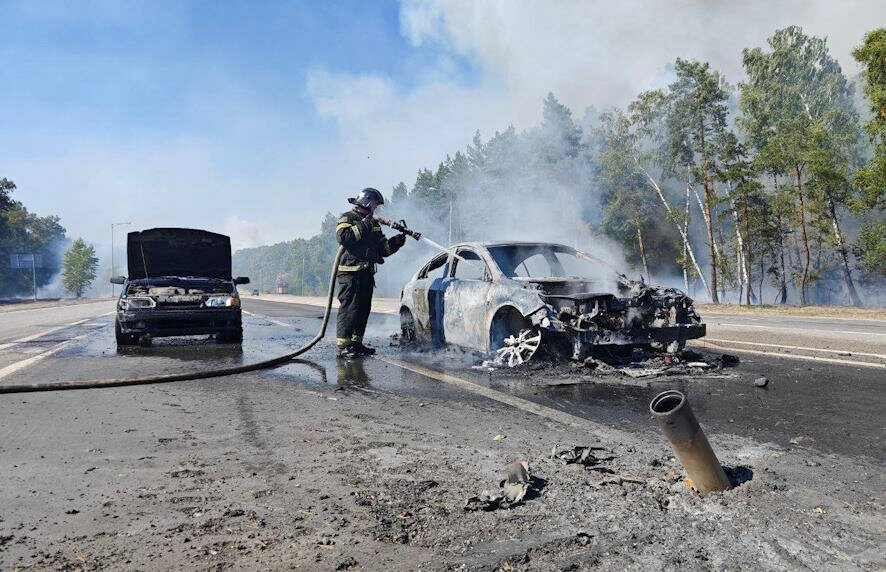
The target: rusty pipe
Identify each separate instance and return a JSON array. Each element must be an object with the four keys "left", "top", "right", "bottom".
[{"left": 649, "top": 390, "right": 731, "bottom": 495}]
